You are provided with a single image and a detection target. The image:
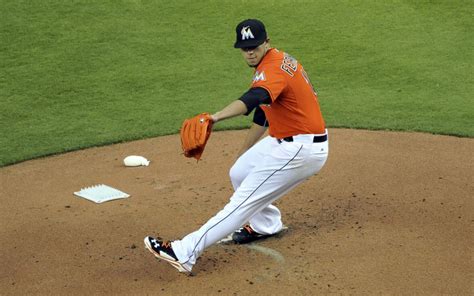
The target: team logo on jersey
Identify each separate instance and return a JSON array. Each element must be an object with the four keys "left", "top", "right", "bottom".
[
  {"left": 241, "top": 26, "right": 255, "bottom": 40},
  {"left": 253, "top": 71, "right": 266, "bottom": 82}
]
